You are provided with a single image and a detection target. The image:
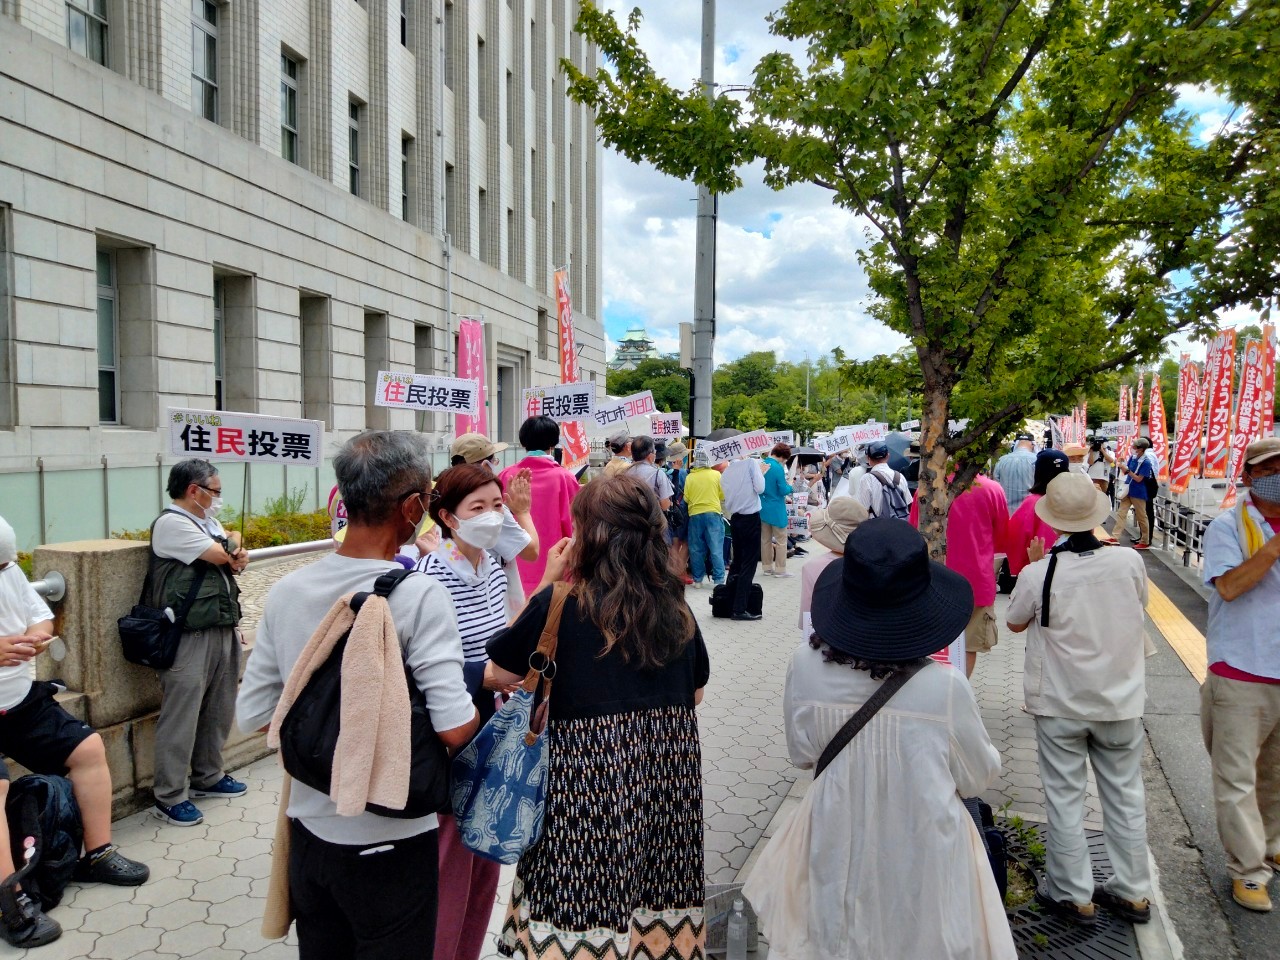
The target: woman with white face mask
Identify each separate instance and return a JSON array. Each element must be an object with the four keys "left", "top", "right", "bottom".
[{"left": 415, "top": 463, "right": 551, "bottom": 960}]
